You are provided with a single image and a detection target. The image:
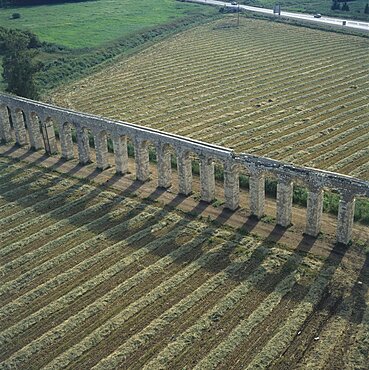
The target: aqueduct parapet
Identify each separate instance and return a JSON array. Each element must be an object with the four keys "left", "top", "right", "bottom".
[{"left": 1, "top": 93, "right": 368, "bottom": 245}]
